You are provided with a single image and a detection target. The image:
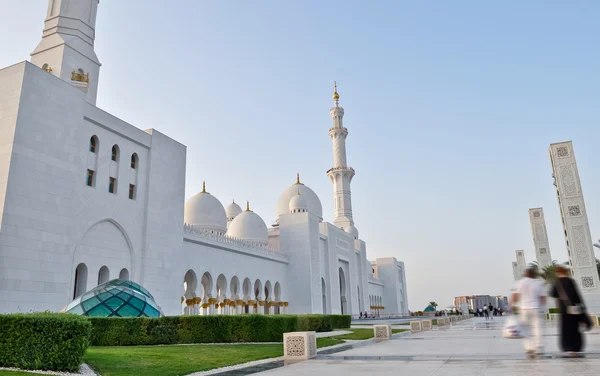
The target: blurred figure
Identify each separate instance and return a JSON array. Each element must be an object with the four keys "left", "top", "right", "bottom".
[
  {"left": 488, "top": 304, "right": 494, "bottom": 320},
  {"left": 549, "top": 266, "right": 592, "bottom": 356},
  {"left": 511, "top": 267, "right": 546, "bottom": 357},
  {"left": 483, "top": 305, "right": 489, "bottom": 320}
]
